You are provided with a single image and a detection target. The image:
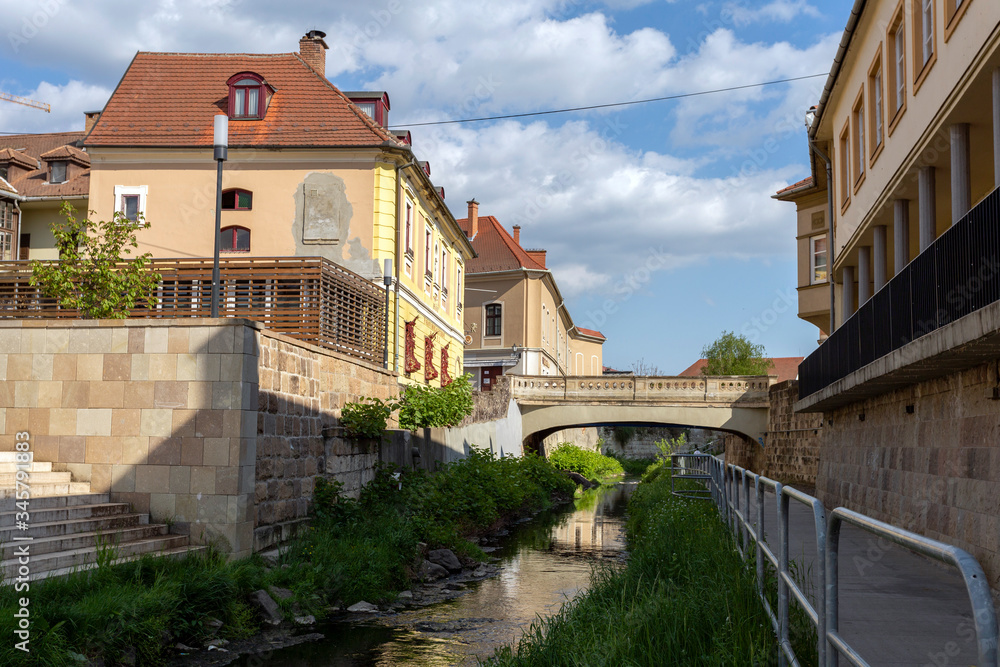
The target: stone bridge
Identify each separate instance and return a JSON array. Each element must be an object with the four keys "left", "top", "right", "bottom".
[{"left": 509, "top": 375, "right": 775, "bottom": 450}]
